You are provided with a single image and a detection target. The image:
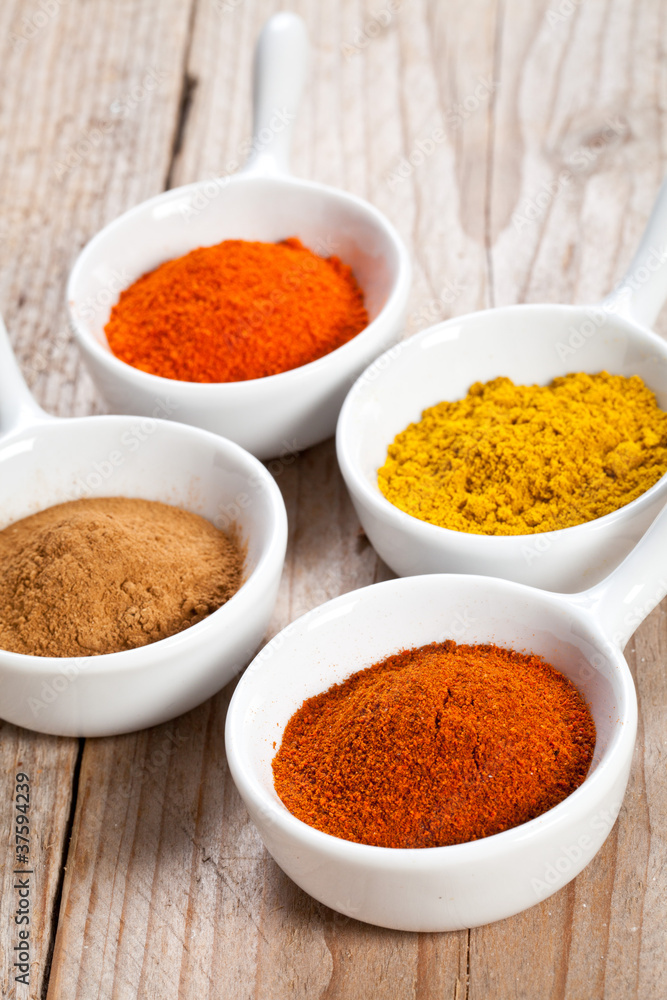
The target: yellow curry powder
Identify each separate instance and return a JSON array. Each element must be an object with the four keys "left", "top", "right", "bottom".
[{"left": 377, "top": 372, "right": 667, "bottom": 535}]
